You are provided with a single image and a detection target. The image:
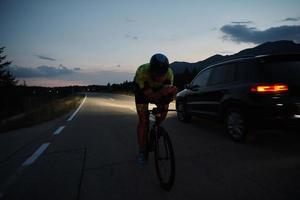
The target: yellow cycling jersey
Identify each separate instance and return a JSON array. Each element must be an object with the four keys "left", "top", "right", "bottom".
[{"left": 134, "top": 63, "right": 174, "bottom": 91}]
